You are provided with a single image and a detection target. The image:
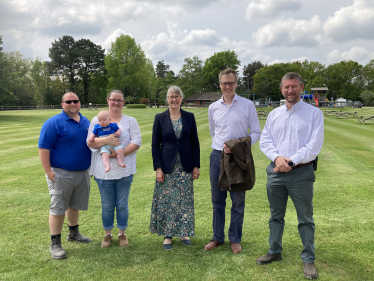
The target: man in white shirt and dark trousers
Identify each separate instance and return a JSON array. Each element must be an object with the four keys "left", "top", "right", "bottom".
[
  {"left": 204, "top": 68, "right": 261, "bottom": 254},
  {"left": 257, "top": 72, "right": 324, "bottom": 280}
]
